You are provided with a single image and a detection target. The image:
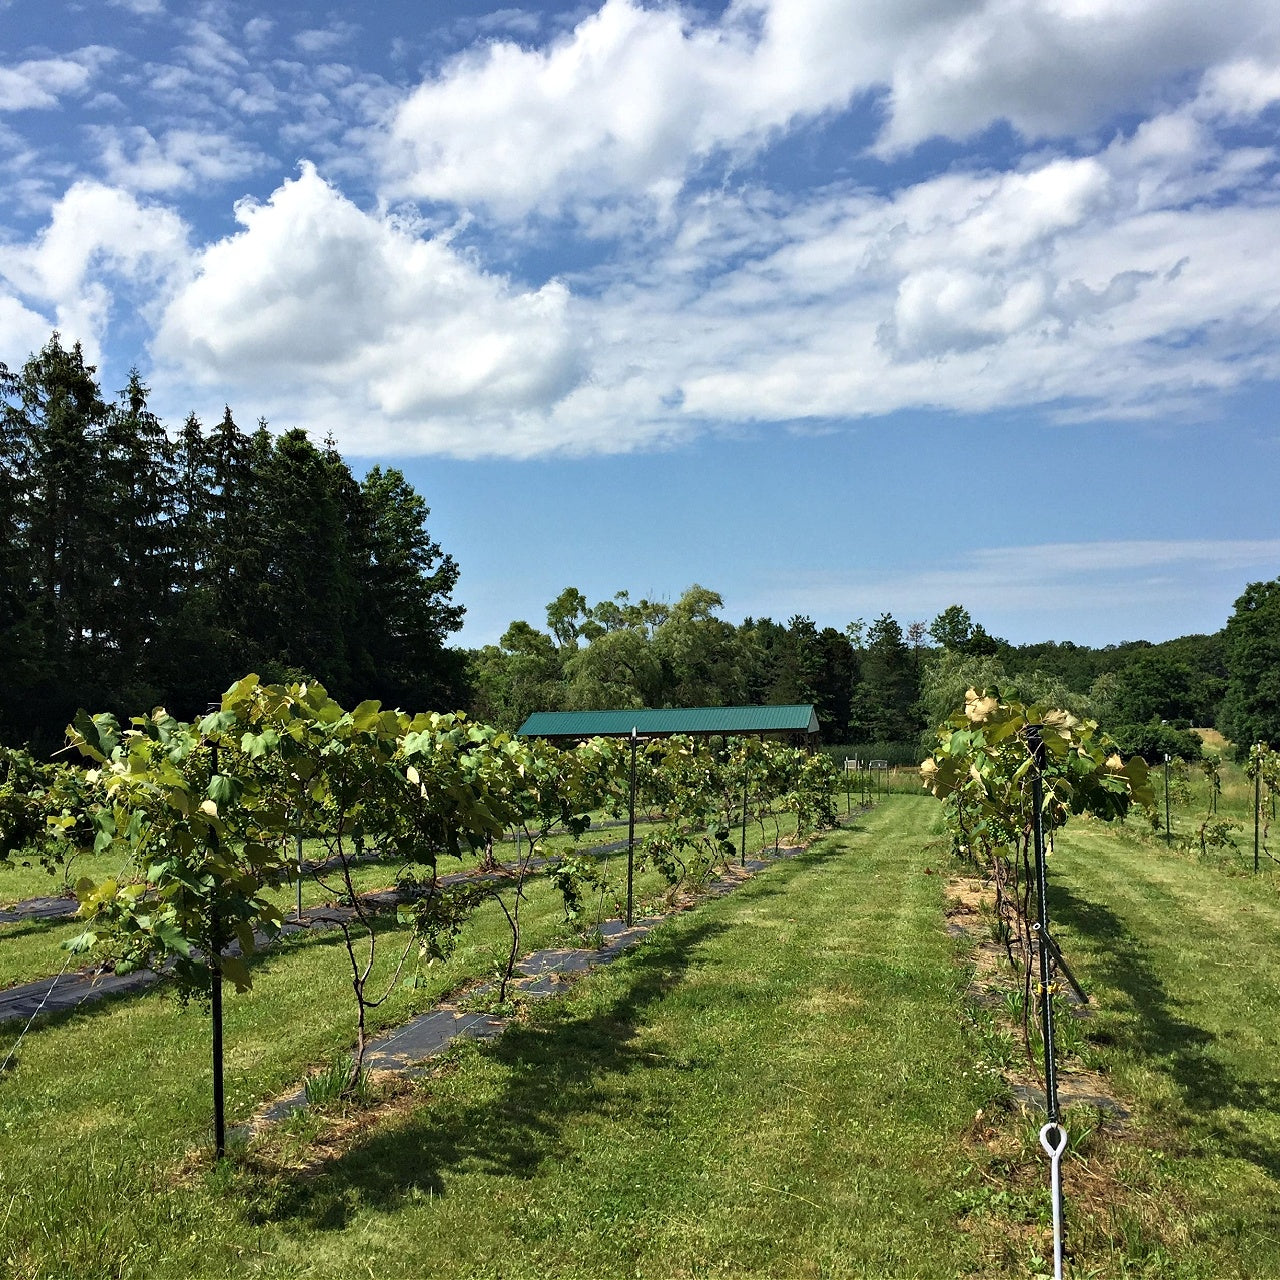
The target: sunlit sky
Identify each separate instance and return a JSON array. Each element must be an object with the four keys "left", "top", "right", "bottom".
[{"left": 3, "top": 0, "right": 1279, "bottom": 647}]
